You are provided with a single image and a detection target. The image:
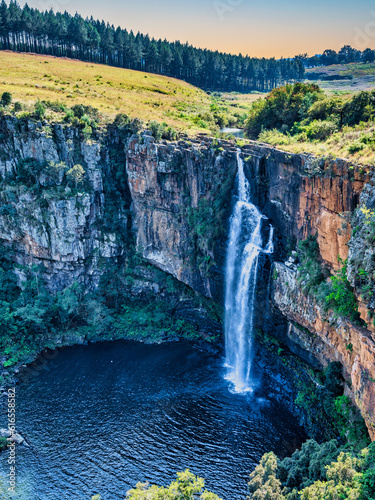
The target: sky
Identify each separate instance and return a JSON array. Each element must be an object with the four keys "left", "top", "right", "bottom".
[{"left": 19, "top": 0, "right": 375, "bottom": 57}]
